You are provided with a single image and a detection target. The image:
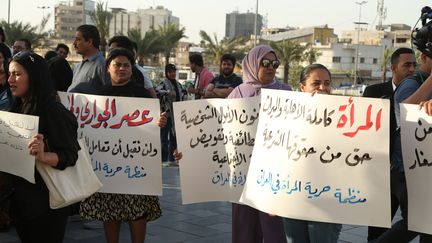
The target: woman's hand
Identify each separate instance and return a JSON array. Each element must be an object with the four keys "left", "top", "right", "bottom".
[
  {"left": 157, "top": 112, "right": 168, "bottom": 128},
  {"left": 419, "top": 100, "right": 432, "bottom": 116},
  {"left": 28, "top": 134, "right": 46, "bottom": 161},
  {"left": 173, "top": 149, "right": 183, "bottom": 161}
]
